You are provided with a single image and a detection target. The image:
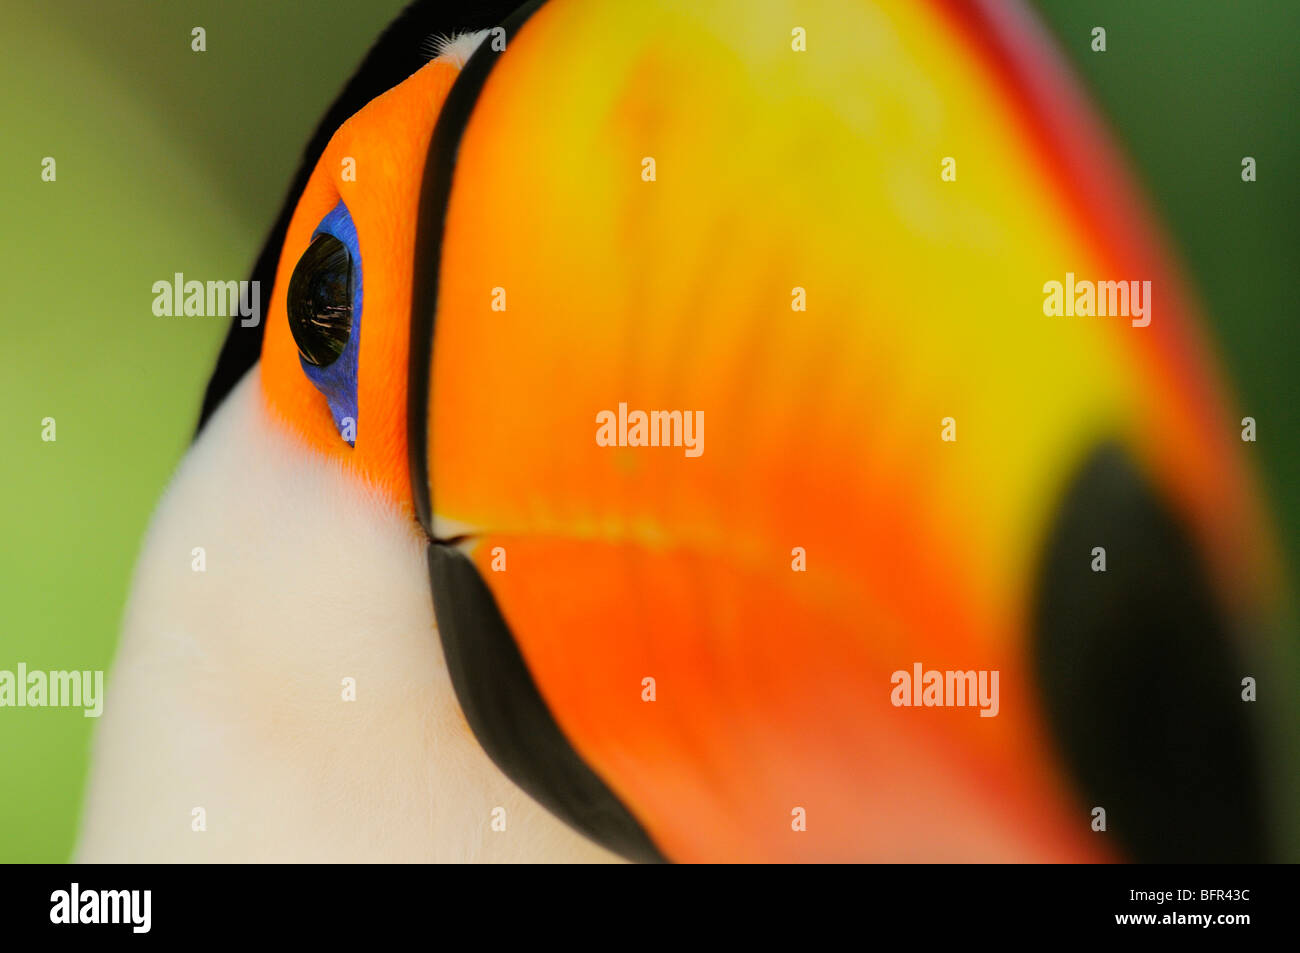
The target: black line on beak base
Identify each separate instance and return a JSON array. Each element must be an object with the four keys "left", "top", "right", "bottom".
[
  {"left": 408, "top": 0, "right": 667, "bottom": 863},
  {"left": 410, "top": 0, "right": 544, "bottom": 540},
  {"left": 428, "top": 545, "right": 665, "bottom": 863}
]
